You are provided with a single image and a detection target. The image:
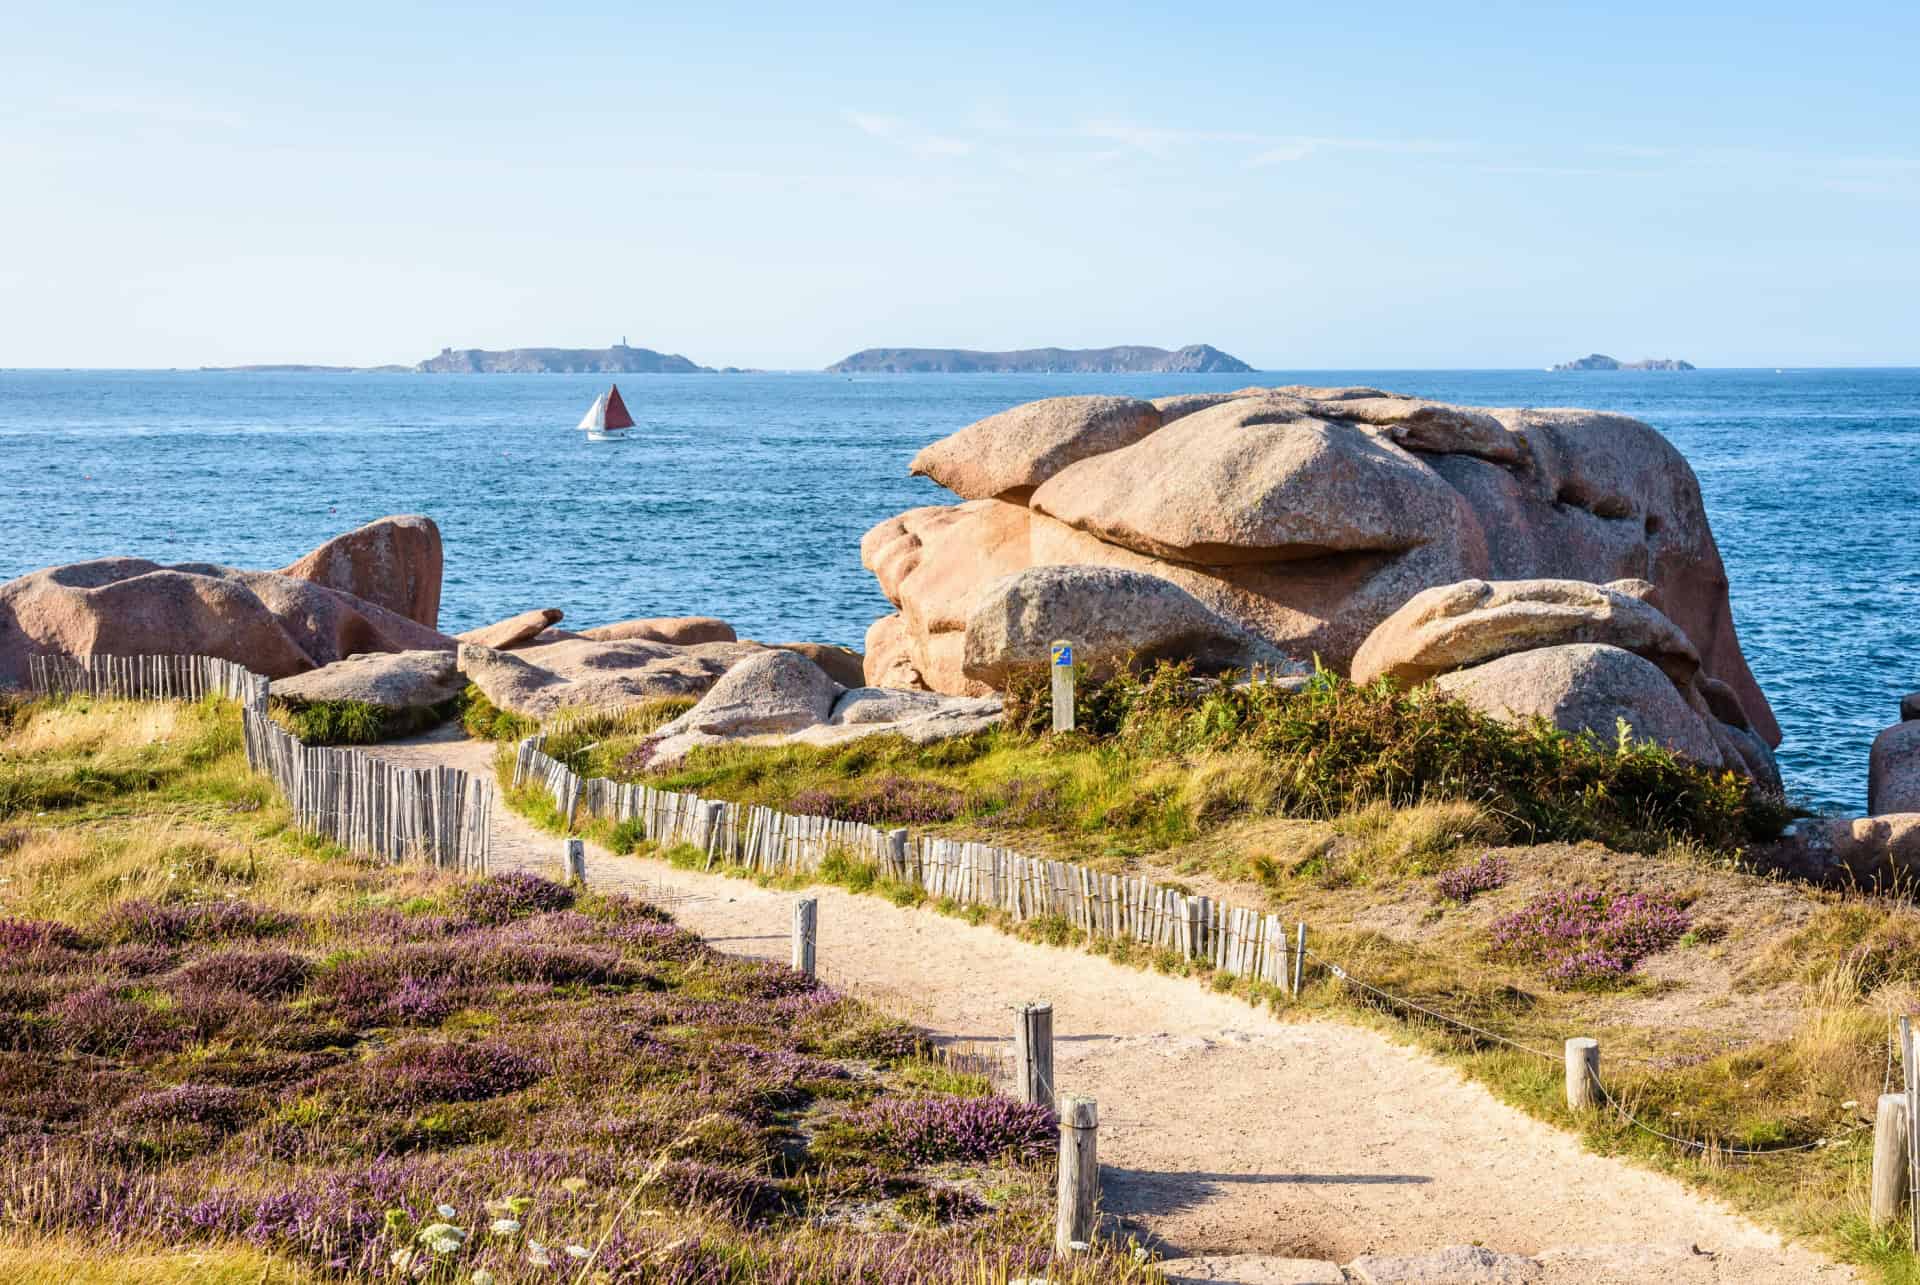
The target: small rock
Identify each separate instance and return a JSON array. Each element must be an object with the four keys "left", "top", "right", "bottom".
[
  {"left": 269, "top": 650, "right": 463, "bottom": 711},
  {"left": 1346, "top": 1245, "right": 1542, "bottom": 1284},
  {"left": 1903, "top": 691, "right": 1920, "bottom": 722},
  {"left": 1870, "top": 721, "right": 1920, "bottom": 815},
  {"left": 579, "top": 616, "right": 737, "bottom": 645},
  {"left": 659, "top": 650, "right": 842, "bottom": 738}
]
